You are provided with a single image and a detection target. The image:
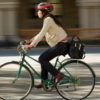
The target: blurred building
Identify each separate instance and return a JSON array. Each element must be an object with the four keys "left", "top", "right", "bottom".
[
  {"left": 18, "top": 0, "right": 79, "bottom": 29},
  {"left": 18, "top": 0, "right": 100, "bottom": 28},
  {"left": 76, "top": 0, "right": 100, "bottom": 28},
  {"left": 0, "top": 0, "right": 100, "bottom": 46},
  {"left": 0, "top": 0, "right": 19, "bottom": 45}
]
